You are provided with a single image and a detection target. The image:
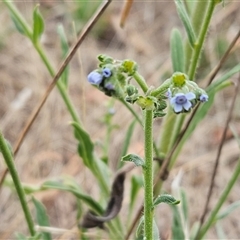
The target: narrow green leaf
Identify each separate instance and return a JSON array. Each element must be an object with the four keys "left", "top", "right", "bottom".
[
  {"left": 130, "top": 176, "right": 143, "bottom": 210},
  {"left": 41, "top": 178, "right": 103, "bottom": 215},
  {"left": 32, "top": 197, "right": 51, "bottom": 240},
  {"left": 215, "top": 222, "right": 227, "bottom": 239},
  {"left": 121, "top": 120, "right": 136, "bottom": 157},
  {"left": 10, "top": 14, "right": 26, "bottom": 35},
  {"left": 189, "top": 221, "right": 200, "bottom": 240},
  {"left": 215, "top": 201, "right": 240, "bottom": 221},
  {"left": 15, "top": 233, "right": 28, "bottom": 240},
  {"left": 136, "top": 216, "right": 144, "bottom": 238},
  {"left": 57, "top": 25, "right": 69, "bottom": 88},
  {"left": 118, "top": 120, "right": 136, "bottom": 168},
  {"left": 174, "top": 0, "right": 196, "bottom": 47},
  {"left": 33, "top": 5, "right": 44, "bottom": 43},
  {"left": 121, "top": 153, "right": 145, "bottom": 167},
  {"left": 207, "top": 63, "right": 240, "bottom": 93},
  {"left": 153, "top": 219, "right": 160, "bottom": 240},
  {"left": 180, "top": 189, "right": 188, "bottom": 221},
  {"left": 170, "top": 28, "right": 185, "bottom": 72},
  {"left": 71, "top": 122, "right": 94, "bottom": 169},
  {"left": 135, "top": 217, "right": 160, "bottom": 240},
  {"left": 153, "top": 194, "right": 180, "bottom": 208},
  {"left": 71, "top": 122, "right": 110, "bottom": 195},
  {"left": 15, "top": 233, "right": 42, "bottom": 240},
  {"left": 171, "top": 205, "right": 185, "bottom": 239}
]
